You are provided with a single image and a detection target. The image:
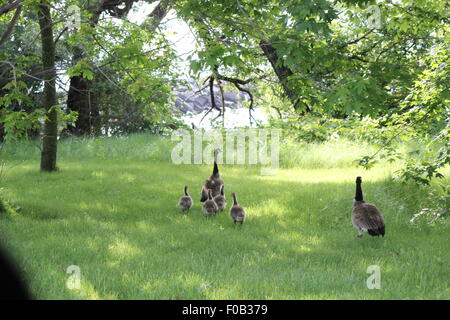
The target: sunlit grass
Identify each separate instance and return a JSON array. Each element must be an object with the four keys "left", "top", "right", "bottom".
[{"left": 0, "top": 134, "right": 448, "bottom": 299}]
